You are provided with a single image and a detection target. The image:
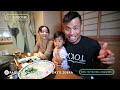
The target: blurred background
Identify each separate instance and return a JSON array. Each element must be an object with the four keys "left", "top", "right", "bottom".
[{"left": 0, "top": 11, "right": 120, "bottom": 79}]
